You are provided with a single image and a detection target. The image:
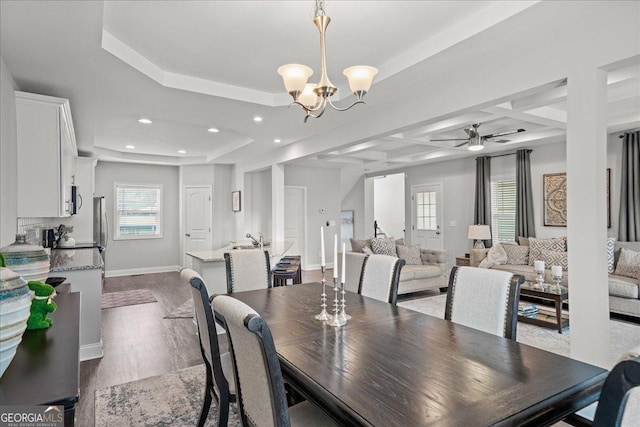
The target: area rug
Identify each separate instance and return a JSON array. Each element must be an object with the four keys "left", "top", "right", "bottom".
[
  {"left": 94, "top": 364, "right": 241, "bottom": 427},
  {"left": 101, "top": 289, "right": 158, "bottom": 309},
  {"left": 398, "top": 294, "right": 640, "bottom": 369}
]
